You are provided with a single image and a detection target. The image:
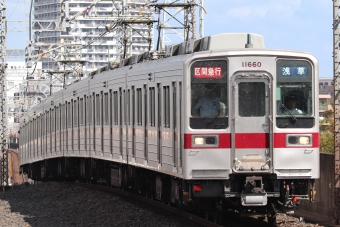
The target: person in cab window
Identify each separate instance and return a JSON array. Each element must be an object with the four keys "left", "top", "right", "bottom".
[
  {"left": 193, "top": 83, "right": 221, "bottom": 117},
  {"left": 282, "top": 95, "right": 304, "bottom": 115}
]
